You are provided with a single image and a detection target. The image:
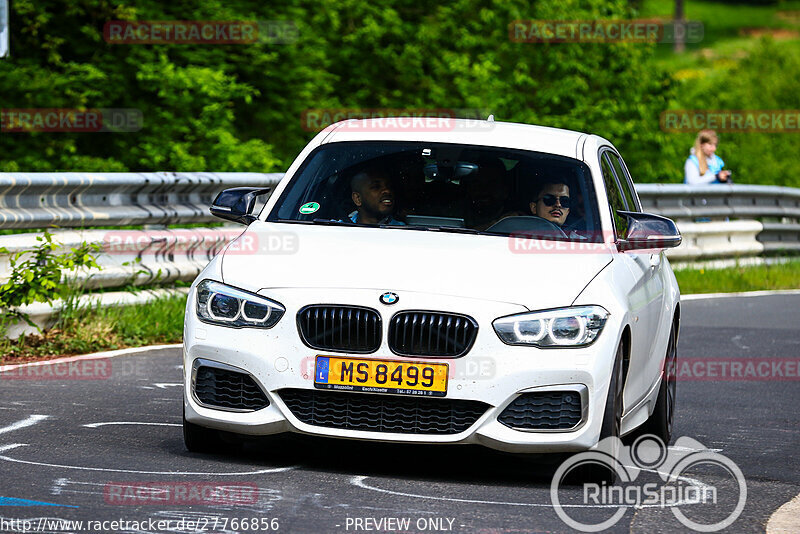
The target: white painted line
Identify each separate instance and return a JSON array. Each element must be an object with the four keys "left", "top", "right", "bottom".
[
  {"left": 83, "top": 422, "right": 182, "bottom": 428},
  {"left": 154, "top": 383, "right": 182, "bottom": 389},
  {"left": 0, "top": 453, "right": 297, "bottom": 476},
  {"left": 350, "top": 473, "right": 702, "bottom": 509},
  {"left": 0, "top": 443, "right": 27, "bottom": 453},
  {"left": 682, "top": 289, "right": 800, "bottom": 301},
  {"left": 766, "top": 492, "right": 800, "bottom": 534},
  {"left": 0, "top": 343, "right": 182, "bottom": 373},
  {"left": 0, "top": 414, "right": 49, "bottom": 435},
  {"left": 669, "top": 446, "right": 723, "bottom": 453},
  {"left": 351, "top": 475, "right": 554, "bottom": 507}
]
